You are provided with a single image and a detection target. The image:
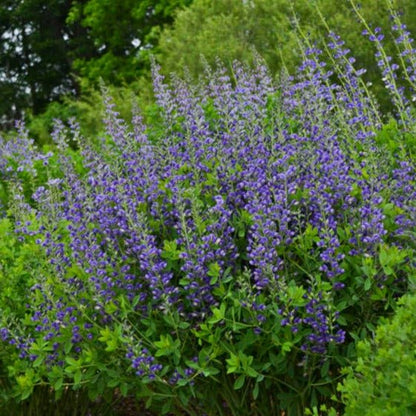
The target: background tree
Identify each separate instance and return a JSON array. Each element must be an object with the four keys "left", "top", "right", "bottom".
[
  {"left": 0, "top": 0, "right": 192, "bottom": 132},
  {"left": 1, "top": 0, "right": 68, "bottom": 127},
  {"left": 55, "top": 0, "right": 193, "bottom": 88}
]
